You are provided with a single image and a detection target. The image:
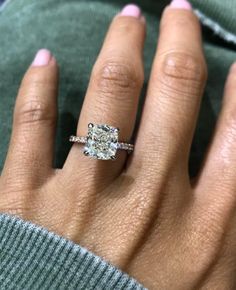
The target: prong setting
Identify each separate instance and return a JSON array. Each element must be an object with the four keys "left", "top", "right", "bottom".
[{"left": 114, "top": 128, "right": 120, "bottom": 133}]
